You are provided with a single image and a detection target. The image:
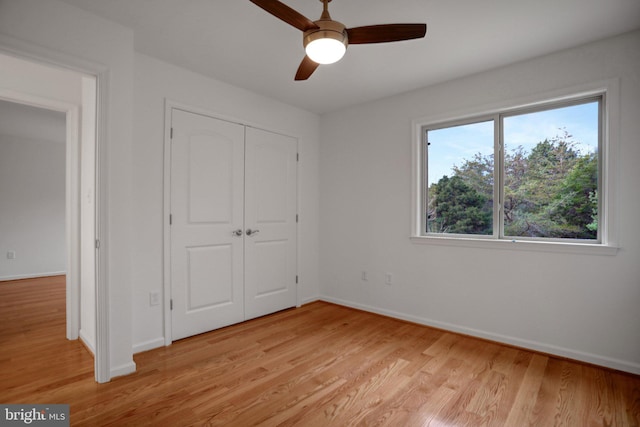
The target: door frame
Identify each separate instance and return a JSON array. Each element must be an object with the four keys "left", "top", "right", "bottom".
[
  {"left": 162, "top": 100, "right": 301, "bottom": 345},
  {"left": 0, "top": 35, "right": 110, "bottom": 383}
]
